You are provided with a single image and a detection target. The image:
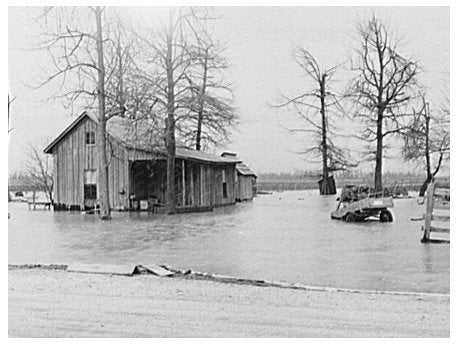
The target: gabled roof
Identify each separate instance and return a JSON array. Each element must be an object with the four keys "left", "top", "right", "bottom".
[
  {"left": 43, "top": 111, "right": 240, "bottom": 164},
  {"left": 43, "top": 111, "right": 91, "bottom": 154}
]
